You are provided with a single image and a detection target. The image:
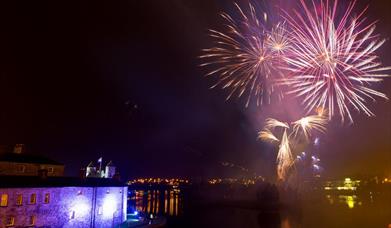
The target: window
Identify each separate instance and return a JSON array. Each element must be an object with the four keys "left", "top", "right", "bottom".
[
  {"left": 47, "top": 167, "right": 54, "bottom": 173},
  {"left": 29, "top": 194, "right": 36, "bottom": 204},
  {"left": 1, "top": 194, "right": 8, "bottom": 207},
  {"left": 5, "top": 216, "right": 14, "bottom": 226},
  {"left": 16, "top": 165, "right": 25, "bottom": 173},
  {"left": 29, "top": 215, "right": 36, "bottom": 226},
  {"left": 70, "top": 211, "right": 75, "bottom": 219},
  {"left": 16, "top": 194, "right": 23, "bottom": 206},
  {"left": 98, "top": 206, "right": 103, "bottom": 215},
  {"left": 44, "top": 193, "right": 50, "bottom": 204}
]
